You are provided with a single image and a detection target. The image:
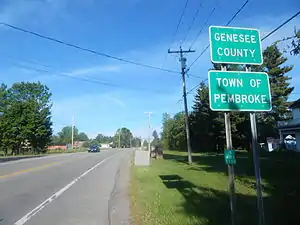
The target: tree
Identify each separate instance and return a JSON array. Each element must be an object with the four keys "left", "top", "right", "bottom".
[
  {"left": 77, "top": 132, "right": 89, "bottom": 141},
  {"left": 256, "top": 44, "right": 294, "bottom": 141},
  {"left": 0, "top": 84, "right": 8, "bottom": 154},
  {"left": 0, "top": 83, "right": 7, "bottom": 112},
  {"left": 131, "top": 137, "right": 141, "bottom": 147},
  {"left": 51, "top": 135, "right": 63, "bottom": 145},
  {"left": 143, "top": 140, "right": 148, "bottom": 147},
  {"left": 290, "top": 28, "right": 300, "bottom": 55},
  {"left": 0, "top": 82, "right": 53, "bottom": 154},
  {"left": 58, "top": 126, "right": 78, "bottom": 144},
  {"left": 152, "top": 130, "right": 159, "bottom": 140},
  {"left": 151, "top": 130, "right": 160, "bottom": 147},
  {"left": 113, "top": 127, "right": 133, "bottom": 148},
  {"left": 190, "top": 81, "right": 225, "bottom": 152},
  {"left": 95, "top": 133, "right": 113, "bottom": 143},
  {"left": 161, "top": 113, "right": 172, "bottom": 149},
  {"left": 279, "top": 28, "right": 300, "bottom": 56},
  {"left": 161, "top": 112, "right": 187, "bottom": 151}
]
